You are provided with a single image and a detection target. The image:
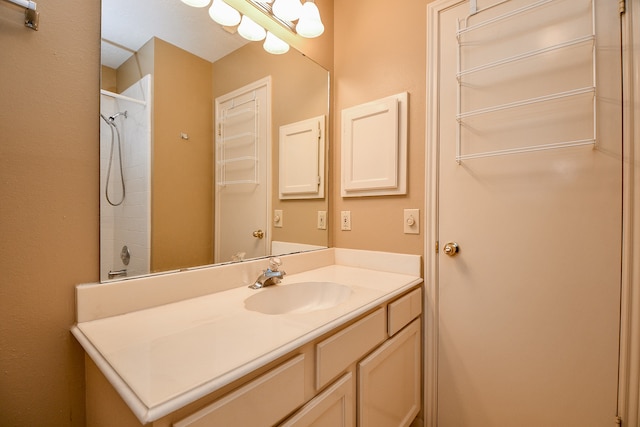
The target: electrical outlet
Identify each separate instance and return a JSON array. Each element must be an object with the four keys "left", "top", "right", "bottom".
[
  {"left": 404, "top": 208, "right": 419, "bottom": 234},
  {"left": 341, "top": 211, "right": 351, "bottom": 231},
  {"left": 274, "top": 210, "right": 283, "bottom": 228},
  {"left": 317, "top": 211, "right": 327, "bottom": 230}
]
